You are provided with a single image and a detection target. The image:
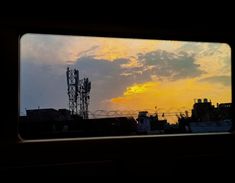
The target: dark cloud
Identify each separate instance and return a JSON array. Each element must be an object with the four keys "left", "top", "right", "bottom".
[
  {"left": 199, "top": 76, "right": 231, "bottom": 86},
  {"left": 137, "top": 50, "right": 205, "bottom": 80},
  {"left": 113, "top": 58, "right": 130, "bottom": 65},
  {"left": 74, "top": 53, "right": 205, "bottom": 110},
  {"left": 74, "top": 57, "right": 140, "bottom": 110},
  {"left": 175, "top": 42, "right": 225, "bottom": 57}
]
